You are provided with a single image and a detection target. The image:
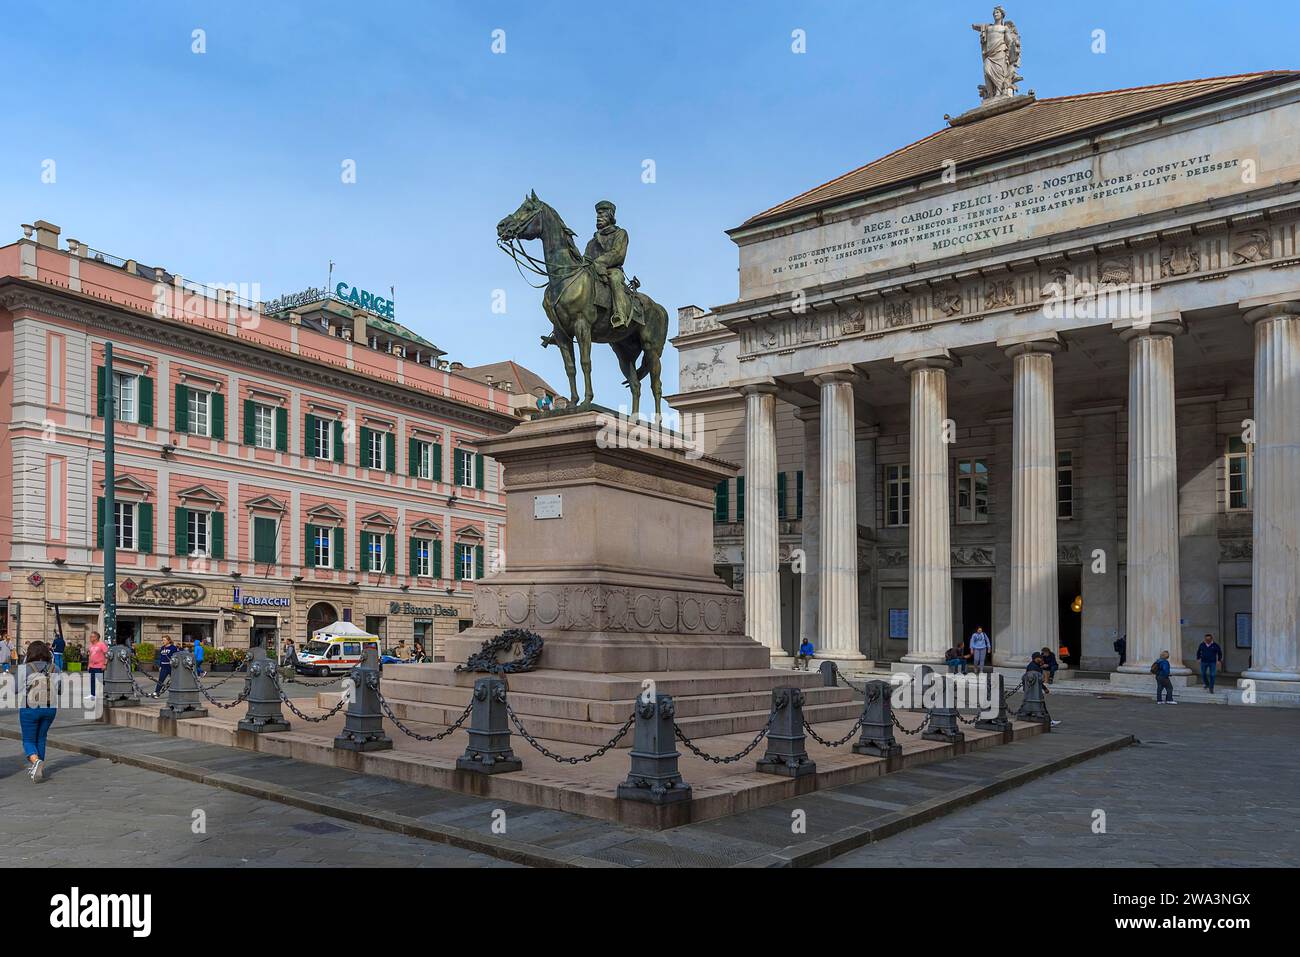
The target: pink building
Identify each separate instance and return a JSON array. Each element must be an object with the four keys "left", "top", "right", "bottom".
[{"left": 0, "top": 219, "right": 527, "bottom": 659}]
